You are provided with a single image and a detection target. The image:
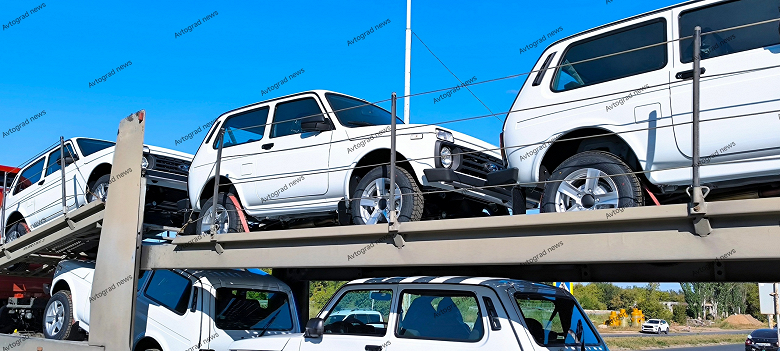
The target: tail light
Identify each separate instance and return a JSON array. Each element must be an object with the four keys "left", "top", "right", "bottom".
[
  {"left": 745, "top": 338, "right": 753, "bottom": 345},
  {"left": 499, "top": 132, "right": 507, "bottom": 165}
]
